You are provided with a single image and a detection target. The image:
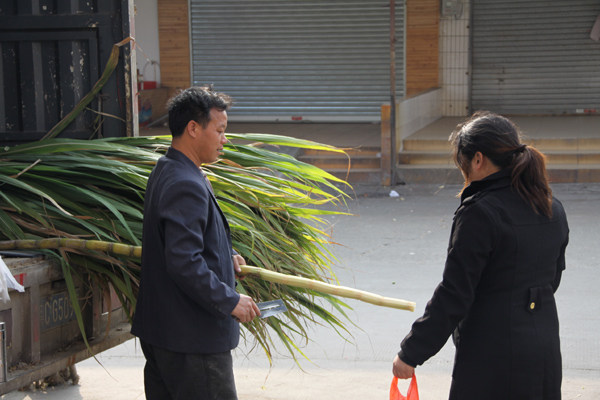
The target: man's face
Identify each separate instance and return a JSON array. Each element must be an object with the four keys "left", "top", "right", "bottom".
[{"left": 195, "top": 108, "right": 228, "bottom": 164}]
